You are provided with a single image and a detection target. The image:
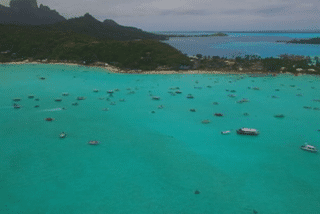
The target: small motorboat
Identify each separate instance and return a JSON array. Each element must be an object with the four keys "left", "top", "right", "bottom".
[
  {"left": 228, "top": 94, "right": 236, "bottom": 98},
  {"left": 119, "top": 99, "right": 125, "bottom": 102},
  {"left": 303, "top": 106, "right": 312, "bottom": 109},
  {"left": 12, "top": 98, "right": 21, "bottom": 102},
  {"left": 114, "top": 88, "right": 120, "bottom": 92},
  {"left": 98, "top": 97, "right": 105, "bottom": 100},
  {"left": 72, "top": 102, "right": 79, "bottom": 106},
  {"left": 107, "top": 90, "right": 114, "bottom": 94},
  {"left": 214, "top": 113, "right": 224, "bottom": 117},
  {"left": 151, "top": 111, "right": 156, "bottom": 114},
  {"left": 28, "top": 95, "right": 35, "bottom": 99},
  {"left": 207, "top": 85, "right": 212, "bottom": 88},
  {"left": 212, "top": 102, "right": 219, "bottom": 105},
  {"left": 13, "top": 103, "right": 21, "bottom": 109},
  {"left": 45, "top": 117, "right": 54, "bottom": 121},
  {"left": 110, "top": 102, "right": 116, "bottom": 105},
  {"left": 88, "top": 140, "right": 100, "bottom": 145},
  {"left": 102, "top": 108, "right": 109, "bottom": 111},
  {"left": 62, "top": 92, "right": 69, "bottom": 96},
  {"left": 275, "top": 89, "right": 280, "bottom": 91},
  {"left": 201, "top": 120, "right": 210, "bottom": 124},
  {"left": 221, "top": 130, "right": 231, "bottom": 135},
  {"left": 93, "top": 89, "right": 99, "bottom": 92},
  {"left": 301, "top": 143, "right": 317, "bottom": 153},
  {"left": 237, "top": 98, "right": 249, "bottom": 103},
  {"left": 152, "top": 96, "right": 161, "bottom": 100},
  {"left": 158, "top": 105, "right": 164, "bottom": 109},
  {"left": 128, "top": 91, "right": 135, "bottom": 94},
  {"left": 195, "top": 80, "right": 199, "bottom": 84},
  {"left": 190, "top": 109, "right": 196, "bottom": 112},
  {"left": 39, "top": 77, "right": 45, "bottom": 80},
  {"left": 35, "top": 98, "right": 40, "bottom": 101},
  {"left": 296, "top": 94, "right": 303, "bottom": 97},
  {"left": 59, "top": 132, "right": 67, "bottom": 138},
  {"left": 55, "top": 98, "right": 62, "bottom": 102},
  {"left": 77, "top": 97, "right": 86, "bottom": 100},
  {"left": 34, "top": 105, "right": 40, "bottom": 108},
  {"left": 243, "top": 113, "right": 249, "bottom": 116},
  {"left": 272, "top": 96, "right": 279, "bottom": 98},
  {"left": 175, "top": 90, "right": 182, "bottom": 94},
  {"left": 230, "top": 90, "right": 236, "bottom": 93},
  {"left": 187, "top": 94, "right": 194, "bottom": 99},
  {"left": 253, "top": 87, "right": 260, "bottom": 90},
  {"left": 274, "top": 114, "right": 285, "bottom": 118},
  {"left": 313, "top": 107, "right": 320, "bottom": 111}
]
